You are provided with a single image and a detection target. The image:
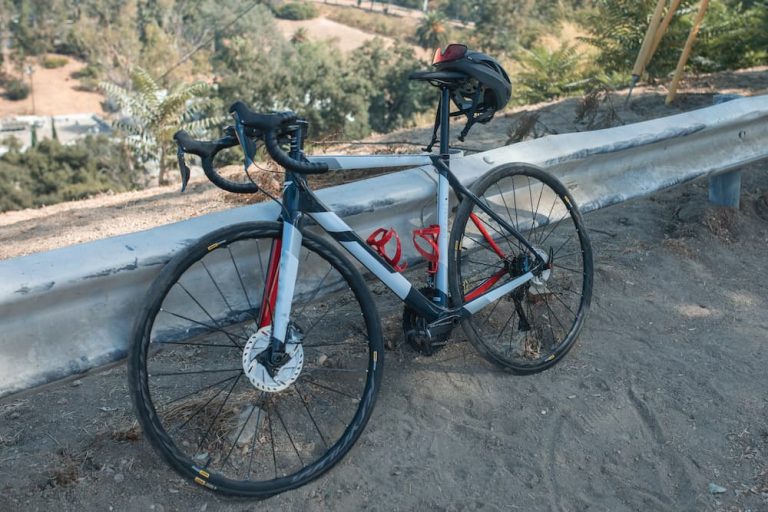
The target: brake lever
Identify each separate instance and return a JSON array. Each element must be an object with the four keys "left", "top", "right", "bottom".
[
  {"left": 176, "top": 145, "right": 191, "bottom": 192},
  {"left": 231, "top": 115, "right": 259, "bottom": 169}
]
